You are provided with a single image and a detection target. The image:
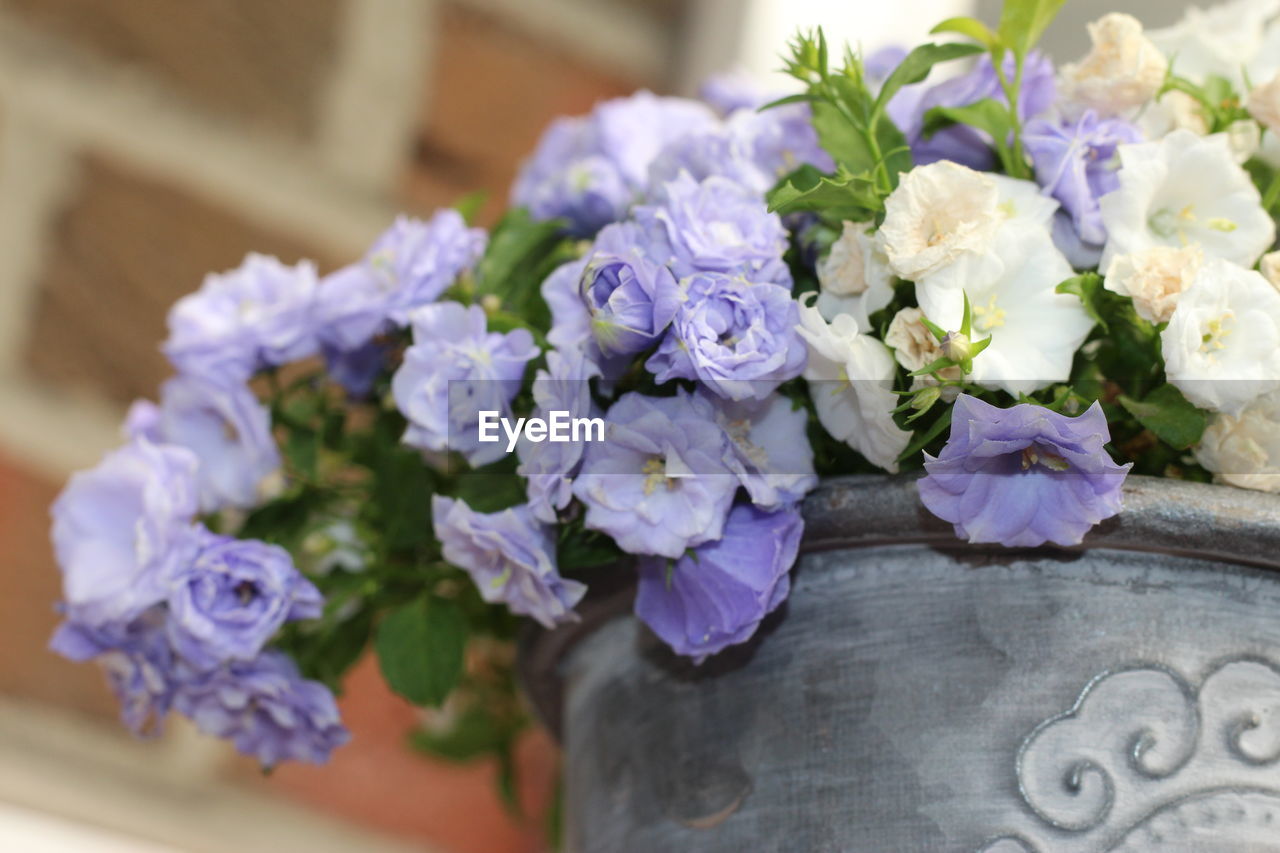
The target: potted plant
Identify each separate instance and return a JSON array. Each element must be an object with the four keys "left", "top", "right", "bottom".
[{"left": 47, "top": 0, "right": 1280, "bottom": 849}]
